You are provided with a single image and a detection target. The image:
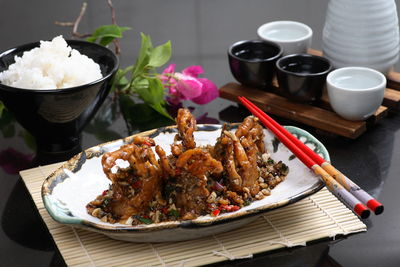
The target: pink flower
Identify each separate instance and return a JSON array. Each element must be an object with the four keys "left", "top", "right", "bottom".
[{"left": 161, "top": 64, "right": 219, "bottom": 105}]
